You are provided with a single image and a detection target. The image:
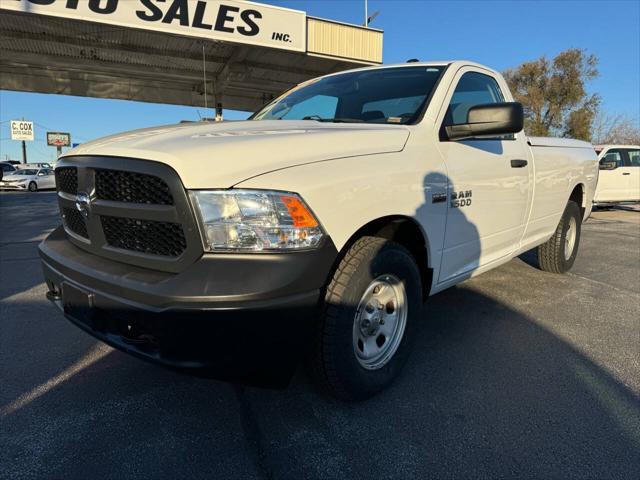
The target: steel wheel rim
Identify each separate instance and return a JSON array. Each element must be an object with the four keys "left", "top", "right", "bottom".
[
  {"left": 353, "top": 274, "right": 408, "bottom": 370},
  {"left": 565, "top": 216, "right": 577, "bottom": 260}
]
